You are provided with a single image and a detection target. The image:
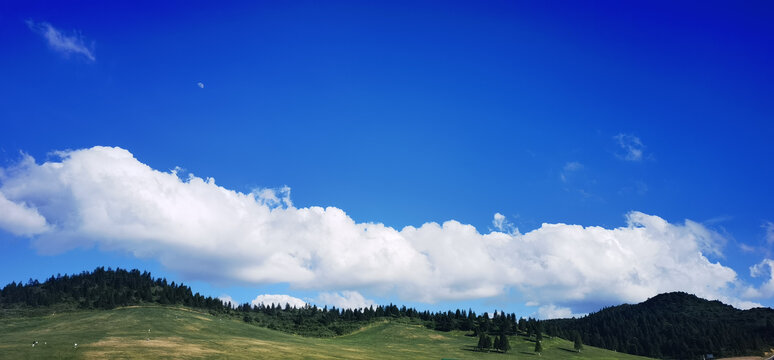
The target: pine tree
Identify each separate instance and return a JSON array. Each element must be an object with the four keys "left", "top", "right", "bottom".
[
  {"left": 483, "top": 335, "right": 492, "bottom": 352},
  {"left": 518, "top": 317, "right": 527, "bottom": 333},
  {"left": 499, "top": 334, "right": 511, "bottom": 353},
  {"left": 493, "top": 335, "right": 502, "bottom": 351},
  {"left": 477, "top": 333, "right": 486, "bottom": 351},
  {"left": 534, "top": 340, "right": 543, "bottom": 355},
  {"left": 574, "top": 331, "right": 584, "bottom": 352}
]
